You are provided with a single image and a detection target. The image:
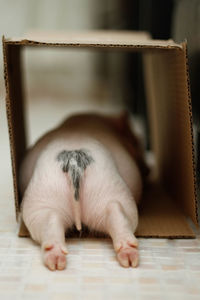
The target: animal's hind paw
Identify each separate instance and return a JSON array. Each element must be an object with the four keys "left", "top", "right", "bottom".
[
  {"left": 42, "top": 243, "right": 68, "bottom": 271},
  {"left": 114, "top": 237, "right": 139, "bottom": 268}
]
